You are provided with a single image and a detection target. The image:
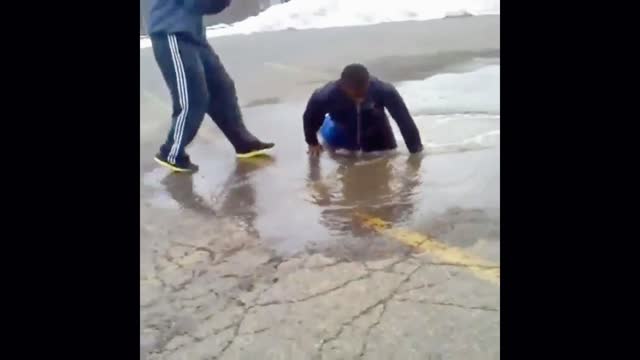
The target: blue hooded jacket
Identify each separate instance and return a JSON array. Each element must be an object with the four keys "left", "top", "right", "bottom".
[
  {"left": 148, "top": 0, "right": 231, "bottom": 43},
  {"left": 304, "top": 78, "right": 424, "bottom": 153}
]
